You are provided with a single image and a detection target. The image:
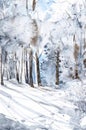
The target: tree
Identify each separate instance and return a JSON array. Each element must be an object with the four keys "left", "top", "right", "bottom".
[
  {"left": 0, "top": 47, "right": 4, "bottom": 85},
  {"left": 35, "top": 52, "right": 41, "bottom": 86},
  {"left": 18, "top": 46, "right": 24, "bottom": 83},
  {"left": 25, "top": 48, "right": 29, "bottom": 84},
  {"left": 29, "top": 47, "right": 34, "bottom": 87},
  {"left": 14, "top": 53, "right": 20, "bottom": 83},
  {"left": 25, "top": 47, "right": 34, "bottom": 87},
  {"left": 73, "top": 35, "right": 80, "bottom": 79},
  {"left": 55, "top": 50, "right": 60, "bottom": 85},
  {"left": 32, "top": 0, "right": 36, "bottom": 11}
]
